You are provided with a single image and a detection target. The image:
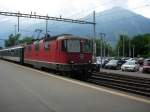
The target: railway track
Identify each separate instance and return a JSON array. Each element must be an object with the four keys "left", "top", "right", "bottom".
[{"left": 87, "top": 72, "right": 150, "bottom": 97}]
